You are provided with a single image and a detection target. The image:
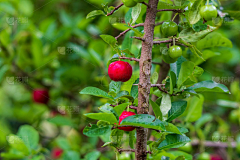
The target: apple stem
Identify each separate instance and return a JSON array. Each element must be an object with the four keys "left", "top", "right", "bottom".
[
  {"left": 173, "top": 38, "right": 175, "bottom": 46},
  {"left": 207, "top": 0, "right": 209, "bottom": 5},
  {"left": 172, "top": 13, "right": 178, "bottom": 22},
  {"left": 127, "top": 105, "right": 130, "bottom": 112}
]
